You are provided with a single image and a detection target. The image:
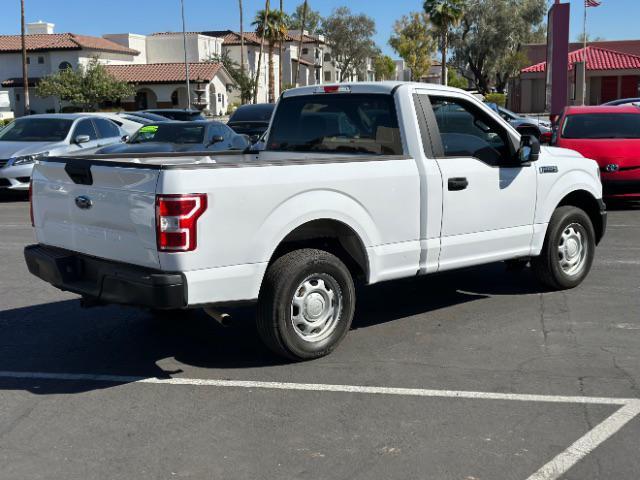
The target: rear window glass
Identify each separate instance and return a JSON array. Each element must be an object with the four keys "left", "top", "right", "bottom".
[
  {"left": 562, "top": 113, "right": 640, "bottom": 139},
  {"left": 267, "top": 94, "right": 403, "bottom": 155},
  {"left": 129, "top": 124, "right": 205, "bottom": 144},
  {"left": 229, "top": 105, "right": 275, "bottom": 122}
]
